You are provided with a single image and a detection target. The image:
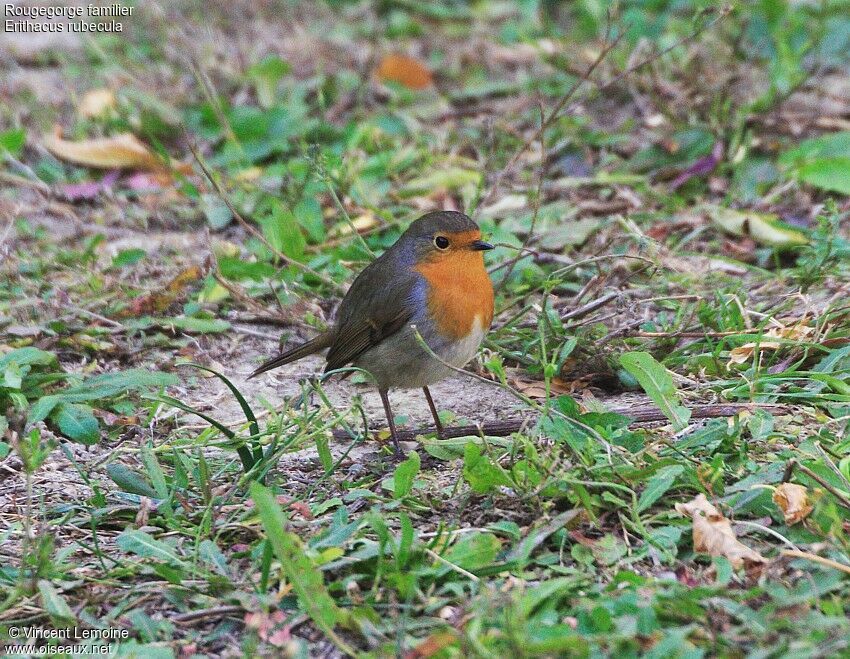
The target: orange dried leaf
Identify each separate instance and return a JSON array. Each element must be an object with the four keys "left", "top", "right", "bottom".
[
  {"left": 404, "top": 631, "right": 457, "bottom": 659},
  {"left": 375, "top": 53, "right": 433, "bottom": 90},
  {"left": 44, "top": 128, "right": 163, "bottom": 171},
  {"left": 773, "top": 483, "right": 813, "bottom": 525},
  {"left": 120, "top": 265, "right": 204, "bottom": 317},
  {"left": 728, "top": 322, "right": 814, "bottom": 365},
  {"left": 675, "top": 494, "right": 767, "bottom": 570},
  {"left": 511, "top": 373, "right": 576, "bottom": 399}
]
